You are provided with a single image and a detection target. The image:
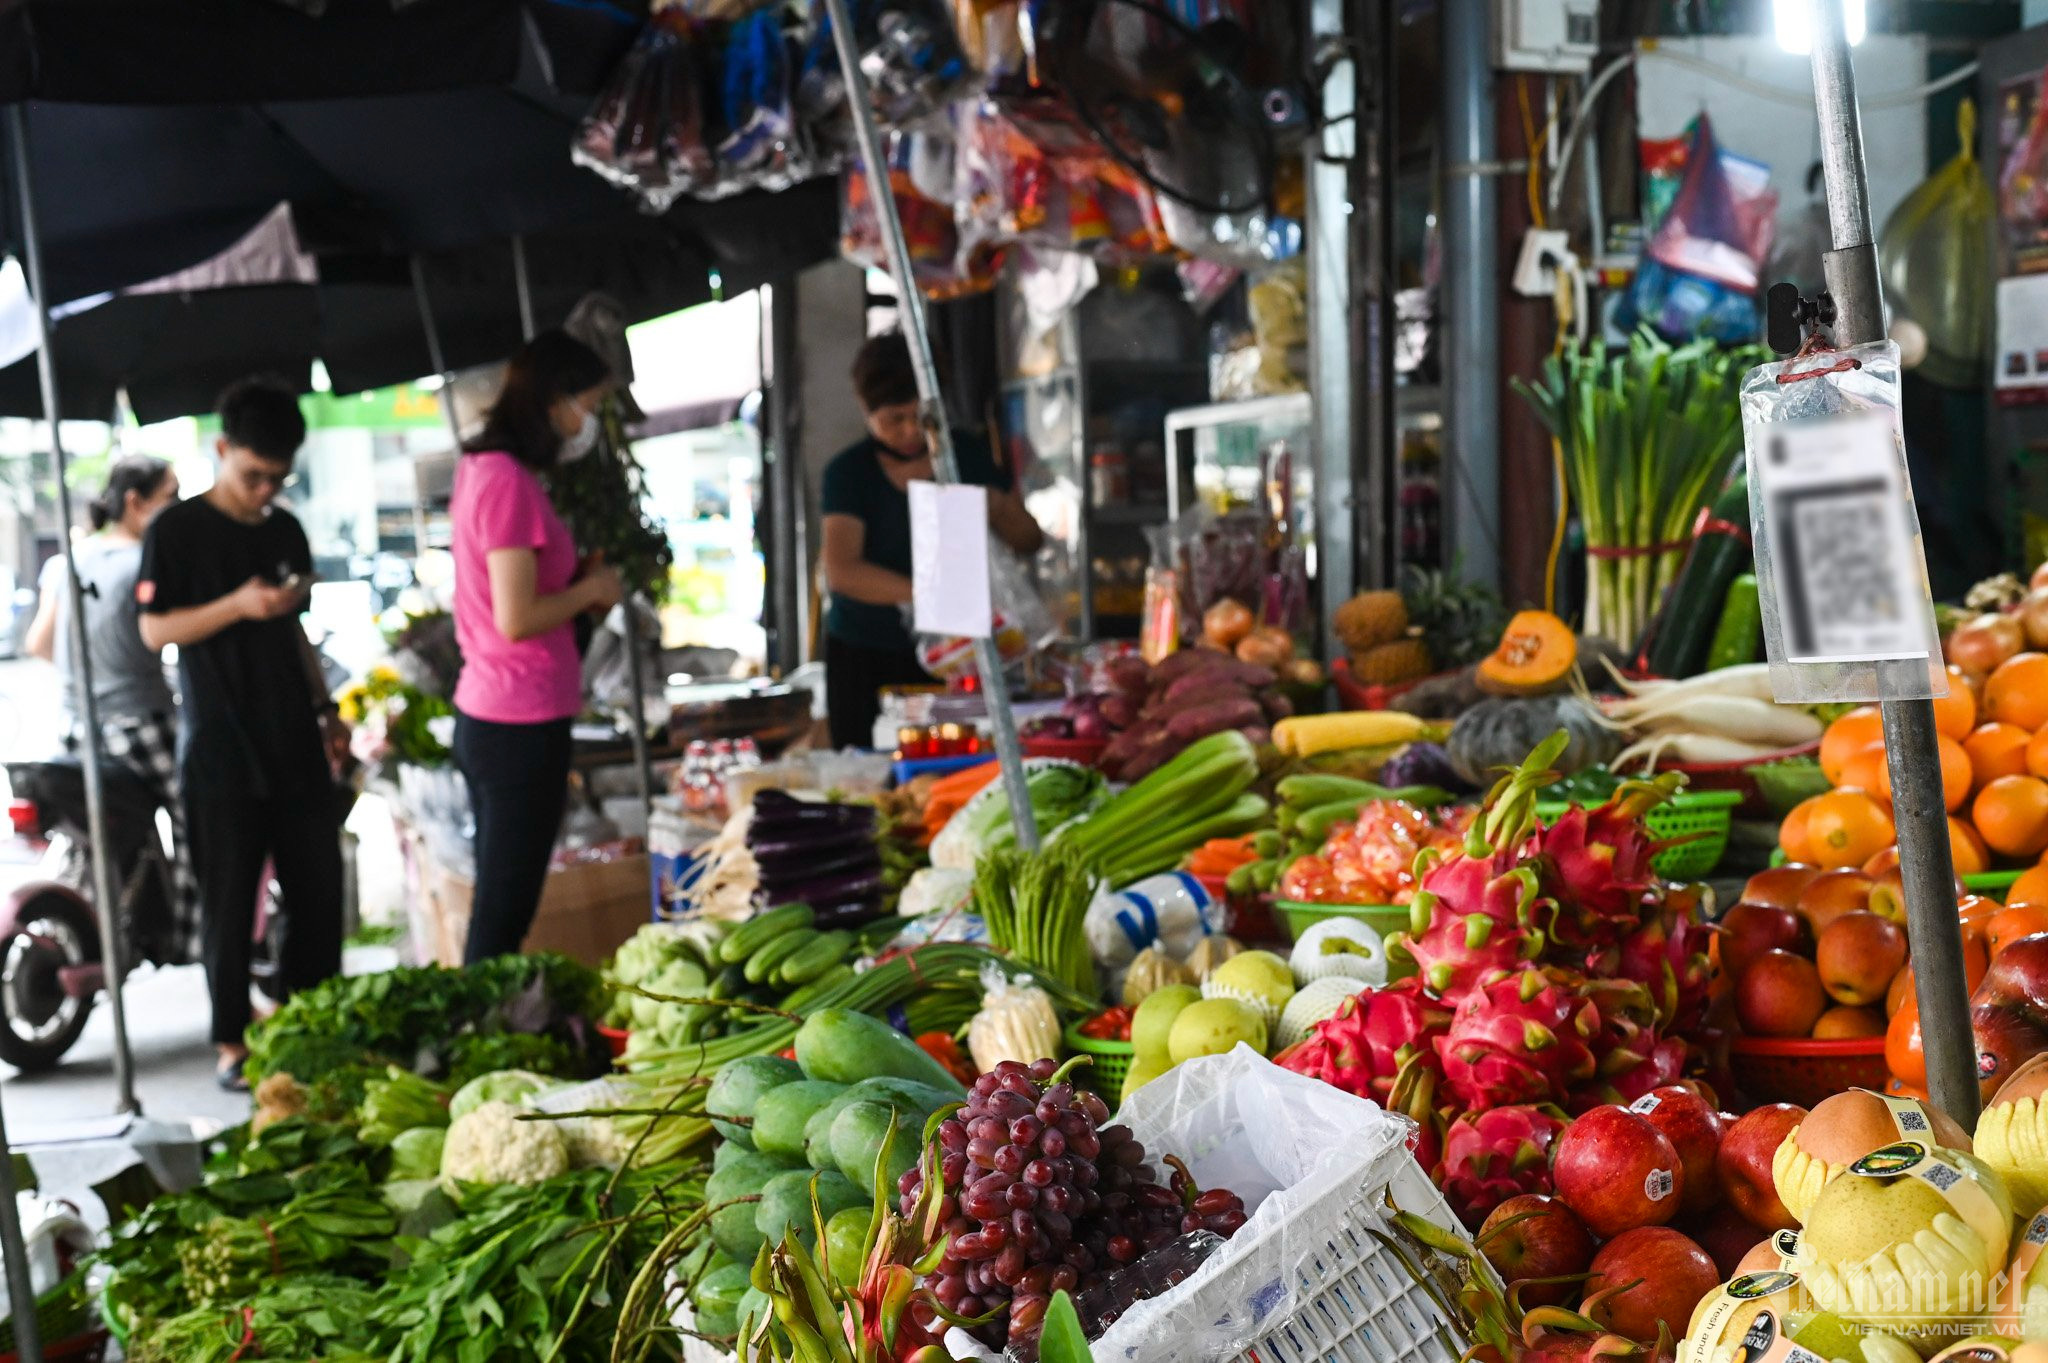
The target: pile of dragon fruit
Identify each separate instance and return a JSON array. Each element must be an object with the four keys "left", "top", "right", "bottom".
[{"left": 1276, "top": 732, "right": 1716, "bottom": 1228}]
